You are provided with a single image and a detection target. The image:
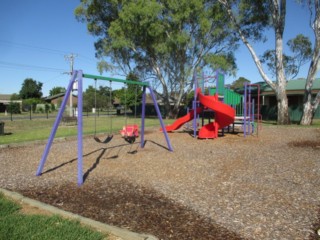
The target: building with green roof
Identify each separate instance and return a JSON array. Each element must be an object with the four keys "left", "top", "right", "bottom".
[{"left": 258, "top": 78, "right": 320, "bottom": 122}]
